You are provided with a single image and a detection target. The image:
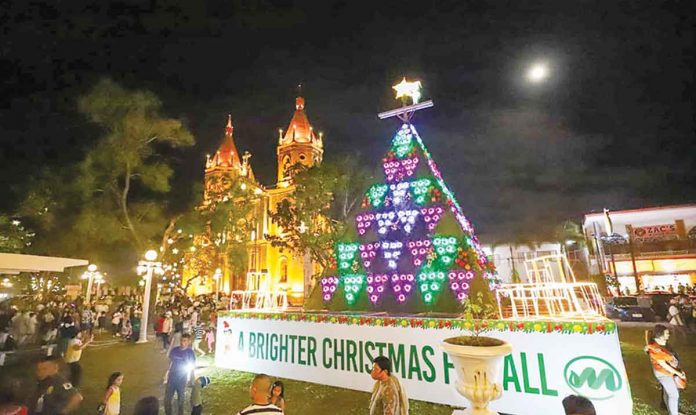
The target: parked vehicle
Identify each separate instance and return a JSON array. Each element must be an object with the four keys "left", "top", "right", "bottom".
[
  {"left": 604, "top": 296, "right": 655, "bottom": 321},
  {"left": 644, "top": 293, "right": 676, "bottom": 322}
]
